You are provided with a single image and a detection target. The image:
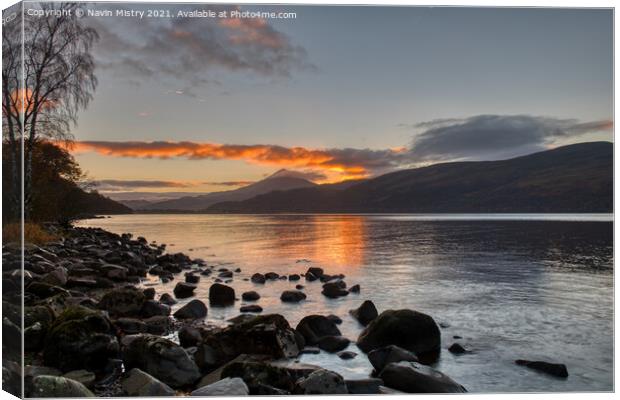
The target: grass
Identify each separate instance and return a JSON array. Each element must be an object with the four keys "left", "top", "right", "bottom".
[{"left": 3, "top": 222, "right": 59, "bottom": 245}]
